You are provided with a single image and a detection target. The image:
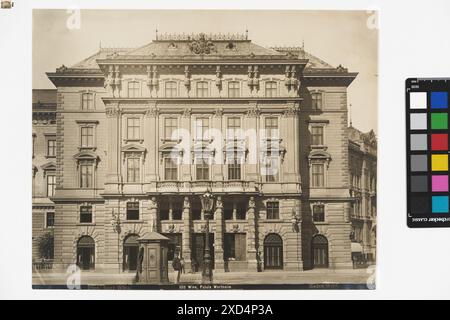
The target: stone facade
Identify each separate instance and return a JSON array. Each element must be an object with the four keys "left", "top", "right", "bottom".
[
  {"left": 348, "top": 126, "right": 377, "bottom": 263},
  {"left": 39, "top": 33, "right": 372, "bottom": 274},
  {"left": 32, "top": 89, "right": 57, "bottom": 262}
]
